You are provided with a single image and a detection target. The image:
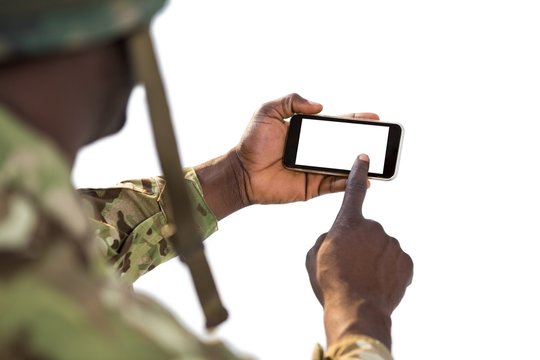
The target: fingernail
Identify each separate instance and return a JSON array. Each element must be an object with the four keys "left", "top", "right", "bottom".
[
  {"left": 307, "top": 100, "right": 322, "bottom": 106},
  {"left": 358, "top": 154, "right": 369, "bottom": 161}
]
